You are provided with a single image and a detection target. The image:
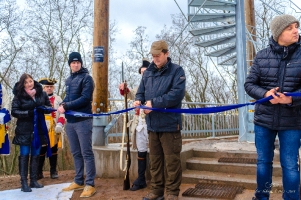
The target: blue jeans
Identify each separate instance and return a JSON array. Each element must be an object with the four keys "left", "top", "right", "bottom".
[
  {"left": 65, "top": 119, "right": 96, "bottom": 186},
  {"left": 20, "top": 145, "right": 41, "bottom": 156},
  {"left": 254, "top": 125, "right": 301, "bottom": 200}
]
